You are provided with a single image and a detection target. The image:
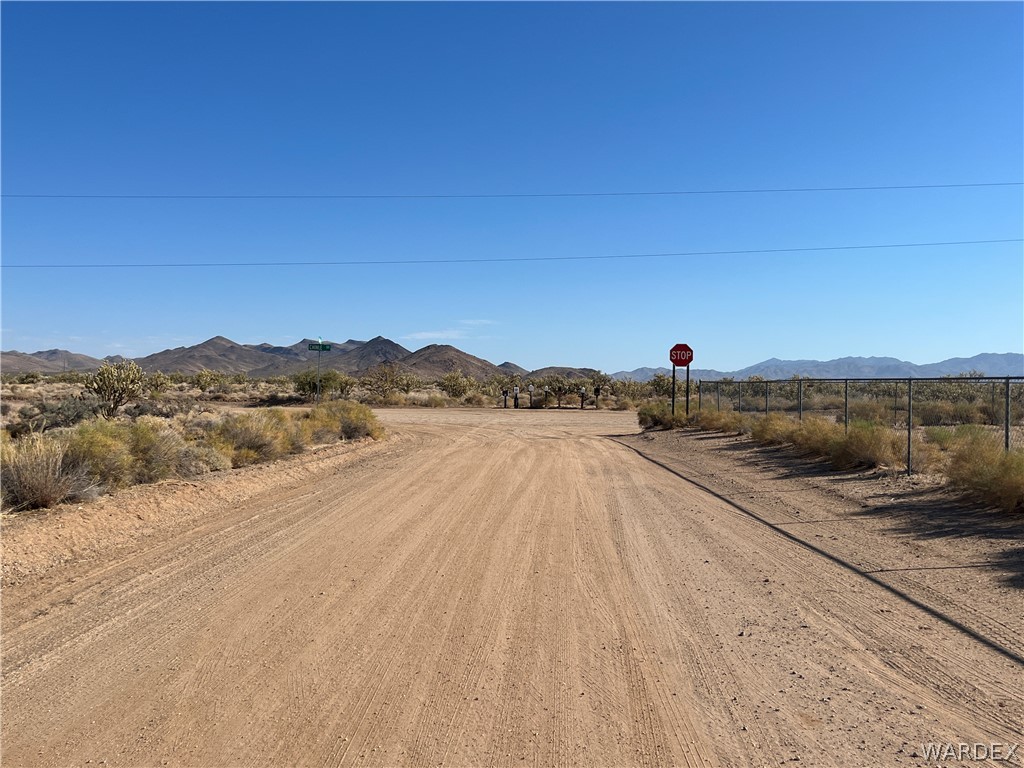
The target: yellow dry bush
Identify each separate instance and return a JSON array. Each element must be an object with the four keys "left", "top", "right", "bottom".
[
  {"left": 66, "top": 419, "right": 136, "bottom": 490},
  {"left": 830, "top": 421, "right": 904, "bottom": 469},
  {"left": 947, "top": 432, "right": 1024, "bottom": 512},
  {"left": 750, "top": 413, "right": 799, "bottom": 445},
  {"left": 210, "top": 409, "right": 304, "bottom": 468}
]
